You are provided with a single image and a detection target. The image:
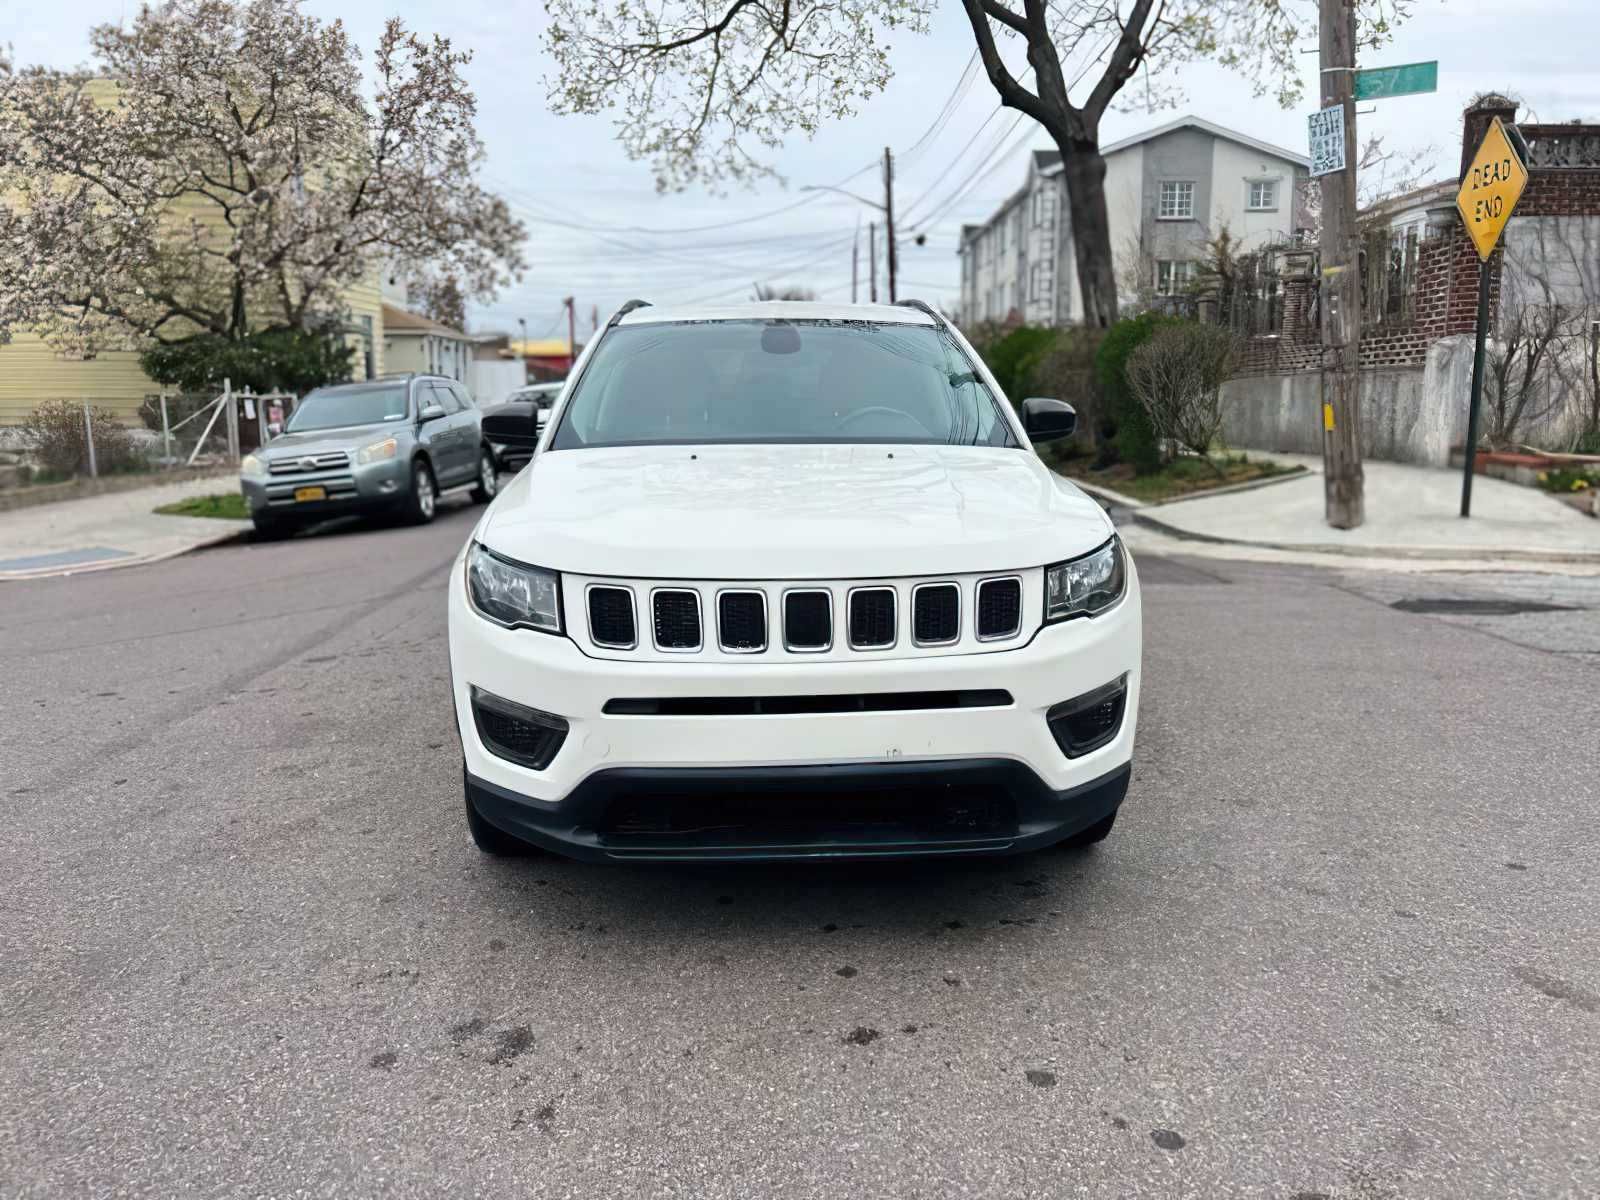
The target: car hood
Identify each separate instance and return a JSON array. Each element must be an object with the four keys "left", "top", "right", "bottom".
[
  {"left": 259, "top": 426, "right": 403, "bottom": 457},
  {"left": 481, "top": 444, "right": 1112, "bottom": 579}
]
